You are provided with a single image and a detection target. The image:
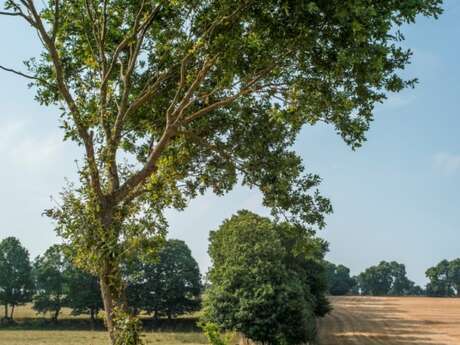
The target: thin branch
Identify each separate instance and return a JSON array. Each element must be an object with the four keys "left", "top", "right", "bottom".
[
  {"left": 24, "top": 0, "right": 104, "bottom": 201},
  {"left": 0, "top": 11, "right": 21, "bottom": 16},
  {"left": 0, "top": 65, "right": 50, "bottom": 86}
]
